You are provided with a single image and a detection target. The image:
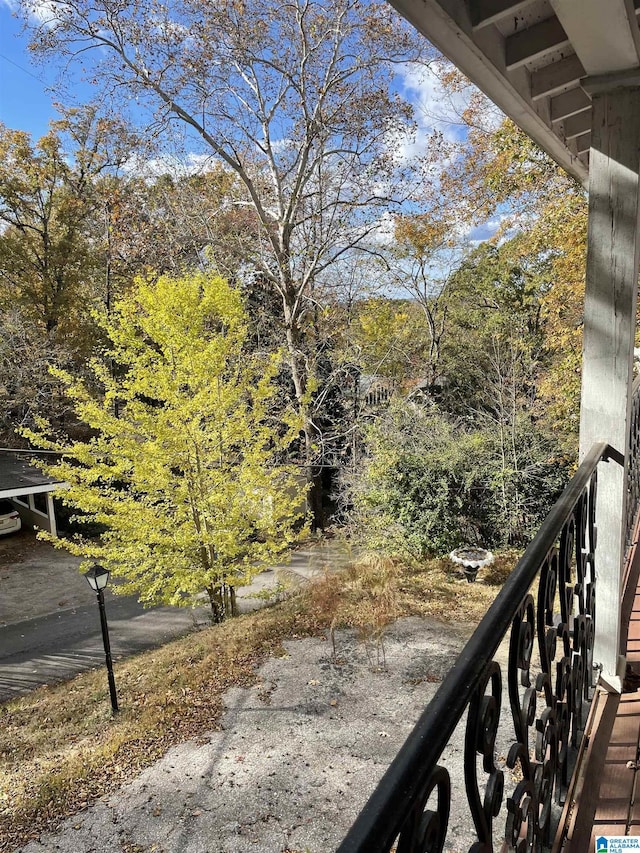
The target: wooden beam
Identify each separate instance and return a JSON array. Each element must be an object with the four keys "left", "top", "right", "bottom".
[
  {"left": 575, "top": 131, "right": 591, "bottom": 153},
  {"left": 505, "top": 16, "right": 569, "bottom": 70},
  {"left": 579, "top": 85, "right": 640, "bottom": 689},
  {"left": 531, "top": 54, "right": 585, "bottom": 101},
  {"left": 551, "top": 0, "right": 640, "bottom": 74},
  {"left": 563, "top": 109, "right": 592, "bottom": 139},
  {"left": 471, "top": 0, "right": 533, "bottom": 30},
  {"left": 550, "top": 87, "right": 591, "bottom": 122},
  {"left": 553, "top": 689, "right": 618, "bottom": 852},
  {"left": 583, "top": 68, "right": 640, "bottom": 95}
]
